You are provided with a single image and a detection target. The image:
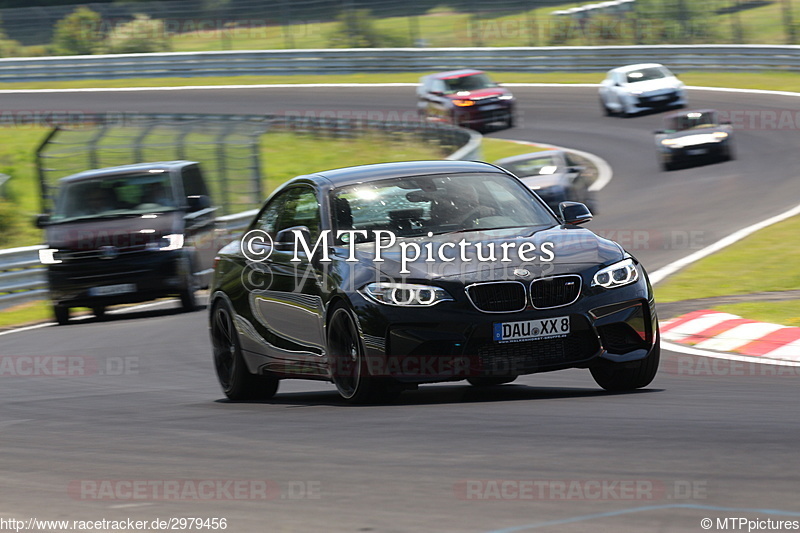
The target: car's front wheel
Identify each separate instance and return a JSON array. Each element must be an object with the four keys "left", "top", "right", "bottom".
[
  {"left": 53, "top": 304, "right": 70, "bottom": 326},
  {"left": 590, "top": 333, "right": 660, "bottom": 391},
  {"left": 600, "top": 97, "right": 612, "bottom": 116},
  {"left": 211, "top": 299, "right": 279, "bottom": 401},
  {"left": 327, "top": 303, "right": 401, "bottom": 404},
  {"left": 467, "top": 376, "right": 517, "bottom": 387}
]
